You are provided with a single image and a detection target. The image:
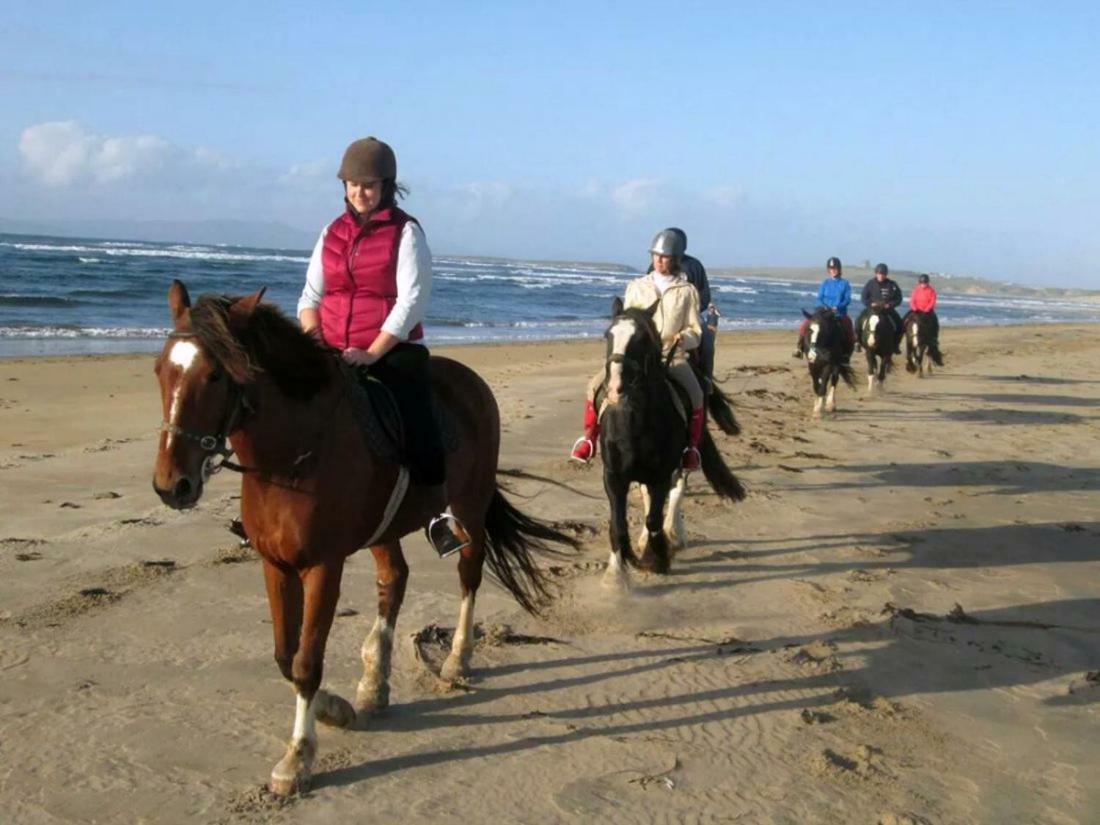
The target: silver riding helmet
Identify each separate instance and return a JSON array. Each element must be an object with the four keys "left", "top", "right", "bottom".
[{"left": 649, "top": 229, "right": 685, "bottom": 260}]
